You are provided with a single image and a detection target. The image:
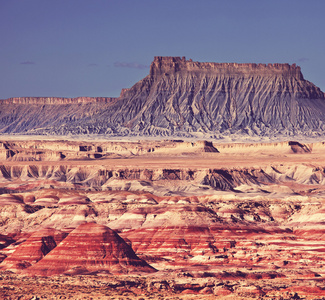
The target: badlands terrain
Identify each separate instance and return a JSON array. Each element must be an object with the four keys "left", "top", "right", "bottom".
[
  {"left": 0, "top": 138, "right": 325, "bottom": 299},
  {"left": 1, "top": 56, "right": 325, "bottom": 299}
]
